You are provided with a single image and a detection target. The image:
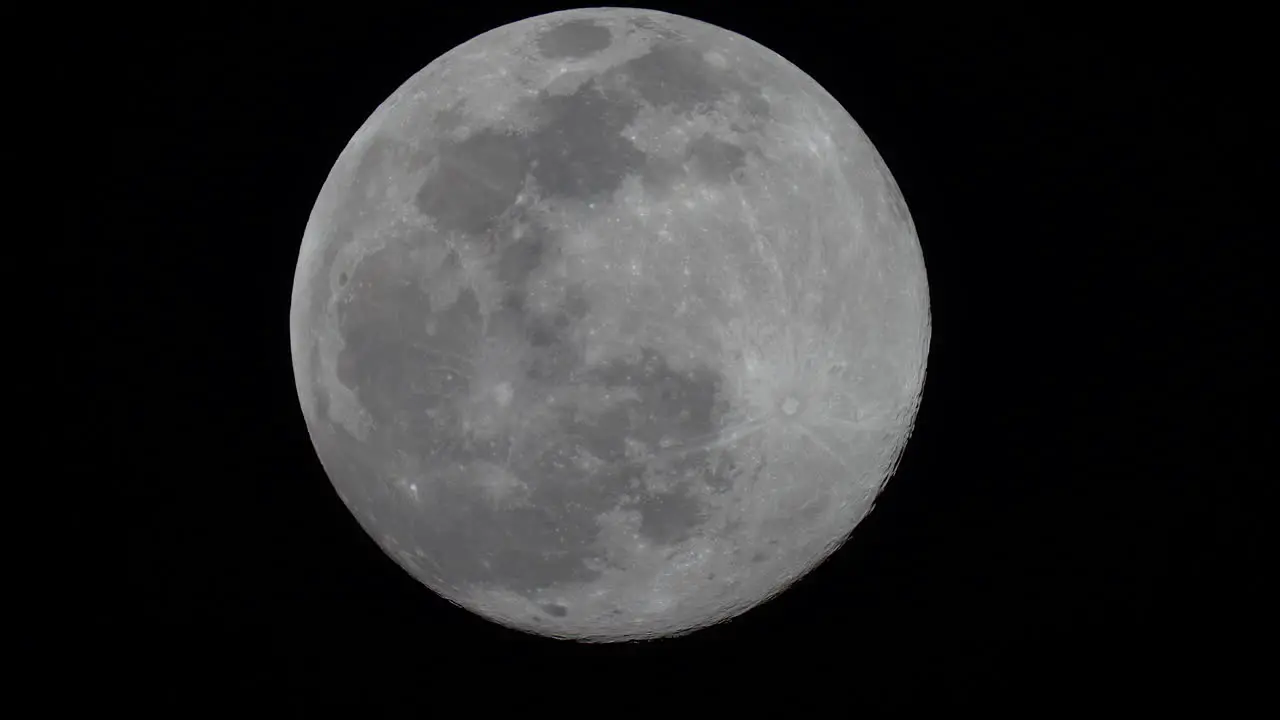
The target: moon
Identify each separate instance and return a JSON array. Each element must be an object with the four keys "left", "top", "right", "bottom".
[{"left": 289, "top": 8, "right": 930, "bottom": 641}]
